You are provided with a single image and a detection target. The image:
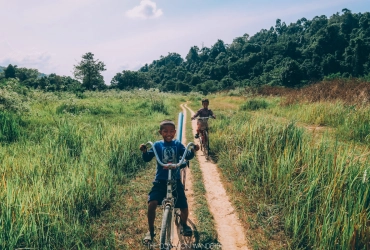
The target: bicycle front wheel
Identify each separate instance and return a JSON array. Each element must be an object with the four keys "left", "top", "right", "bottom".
[
  {"left": 204, "top": 131, "right": 209, "bottom": 157},
  {"left": 160, "top": 205, "right": 172, "bottom": 250}
]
